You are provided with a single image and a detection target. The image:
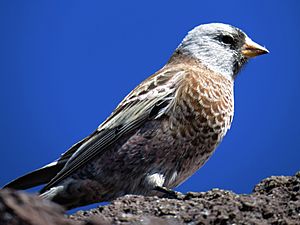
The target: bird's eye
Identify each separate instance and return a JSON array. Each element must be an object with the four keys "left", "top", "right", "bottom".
[{"left": 220, "top": 35, "right": 234, "bottom": 45}]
